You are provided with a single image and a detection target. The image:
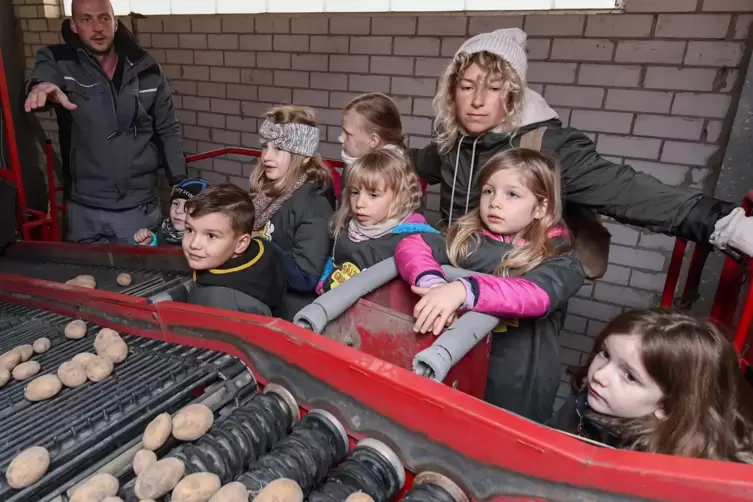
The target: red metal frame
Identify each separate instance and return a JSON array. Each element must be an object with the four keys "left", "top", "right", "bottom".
[{"left": 0, "top": 273, "right": 751, "bottom": 501}]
